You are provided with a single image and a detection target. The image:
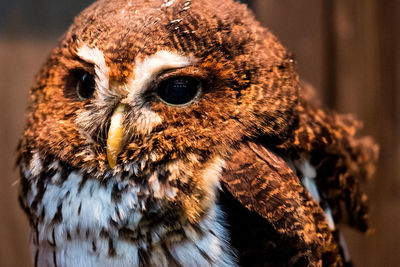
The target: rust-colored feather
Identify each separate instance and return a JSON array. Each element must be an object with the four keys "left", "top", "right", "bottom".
[
  {"left": 220, "top": 85, "right": 378, "bottom": 265},
  {"left": 222, "top": 141, "right": 342, "bottom": 266},
  {"left": 17, "top": 0, "right": 378, "bottom": 266},
  {"left": 278, "top": 91, "right": 379, "bottom": 231}
]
